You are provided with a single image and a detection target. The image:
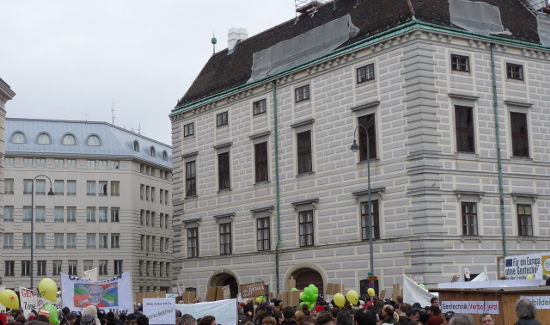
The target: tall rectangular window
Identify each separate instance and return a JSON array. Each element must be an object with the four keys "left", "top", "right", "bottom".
[
  {"left": 295, "top": 85, "right": 310, "bottom": 103},
  {"left": 68, "top": 260, "right": 78, "bottom": 276},
  {"left": 511, "top": 112, "right": 529, "bottom": 157},
  {"left": 99, "top": 233, "right": 108, "bottom": 249},
  {"left": 37, "top": 260, "right": 47, "bottom": 276},
  {"left": 52, "top": 260, "right": 62, "bottom": 276},
  {"left": 111, "top": 234, "right": 120, "bottom": 248},
  {"left": 219, "top": 223, "right": 232, "bottom": 255},
  {"left": 66, "top": 159, "right": 76, "bottom": 169},
  {"left": 184, "top": 122, "right": 194, "bottom": 137},
  {"left": 455, "top": 106, "right": 475, "bottom": 153},
  {"left": 358, "top": 114, "right": 377, "bottom": 160},
  {"left": 357, "top": 64, "right": 375, "bottom": 83},
  {"left": 86, "top": 207, "right": 96, "bottom": 222},
  {"left": 67, "top": 207, "right": 76, "bottom": 222},
  {"left": 3, "top": 233, "right": 13, "bottom": 249},
  {"left": 186, "top": 161, "right": 197, "bottom": 197},
  {"left": 218, "top": 152, "right": 231, "bottom": 190},
  {"left": 35, "top": 233, "right": 45, "bottom": 249},
  {"left": 83, "top": 260, "right": 93, "bottom": 272},
  {"left": 462, "top": 202, "right": 478, "bottom": 236},
  {"left": 4, "top": 179, "right": 14, "bottom": 194},
  {"left": 21, "top": 261, "right": 31, "bottom": 276},
  {"left": 216, "top": 111, "right": 228, "bottom": 127},
  {"left": 187, "top": 227, "right": 199, "bottom": 258},
  {"left": 98, "top": 181, "right": 108, "bottom": 196},
  {"left": 67, "top": 233, "right": 76, "bottom": 248},
  {"left": 253, "top": 99, "right": 267, "bottom": 116},
  {"left": 54, "top": 207, "right": 64, "bottom": 222},
  {"left": 257, "top": 217, "right": 271, "bottom": 251},
  {"left": 87, "top": 233, "right": 96, "bottom": 248},
  {"left": 23, "top": 206, "right": 32, "bottom": 221},
  {"left": 111, "top": 181, "right": 120, "bottom": 196},
  {"left": 98, "top": 207, "right": 108, "bottom": 223},
  {"left": 506, "top": 63, "right": 524, "bottom": 80},
  {"left": 4, "top": 206, "right": 14, "bottom": 221},
  {"left": 114, "top": 260, "right": 123, "bottom": 275},
  {"left": 35, "top": 179, "right": 45, "bottom": 195},
  {"left": 35, "top": 207, "right": 45, "bottom": 222},
  {"left": 67, "top": 180, "right": 76, "bottom": 195},
  {"left": 297, "top": 131, "right": 312, "bottom": 174},
  {"left": 518, "top": 204, "right": 533, "bottom": 237},
  {"left": 54, "top": 180, "right": 64, "bottom": 195},
  {"left": 255, "top": 142, "right": 269, "bottom": 182},
  {"left": 451, "top": 54, "right": 470, "bottom": 72},
  {"left": 23, "top": 233, "right": 32, "bottom": 248},
  {"left": 140, "top": 184, "right": 145, "bottom": 200},
  {"left": 23, "top": 179, "right": 33, "bottom": 194},
  {"left": 4, "top": 261, "right": 15, "bottom": 276},
  {"left": 99, "top": 260, "right": 108, "bottom": 275},
  {"left": 111, "top": 208, "right": 120, "bottom": 222},
  {"left": 87, "top": 181, "right": 96, "bottom": 196},
  {"left": 361, "top": 200, "right": 380, "bottom": 240},
  {"left": 299, "top": 210, "right": 314, "bottom": 247},
  {"left": 54, "top": 233, "right": 64, "bottom": 249}
]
